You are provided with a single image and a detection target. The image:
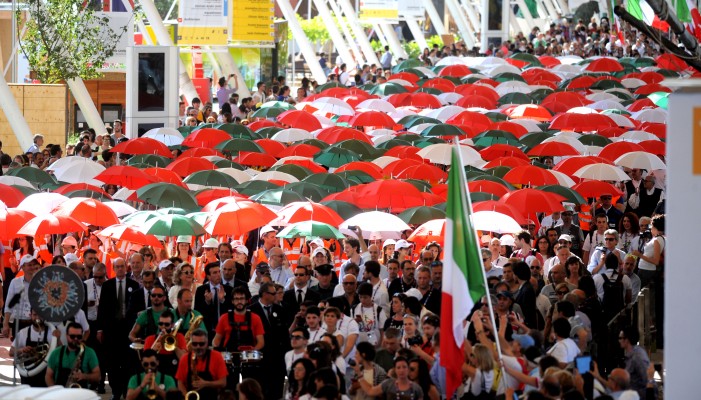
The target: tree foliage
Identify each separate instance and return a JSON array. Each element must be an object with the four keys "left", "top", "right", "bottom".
[{"left": 17, "top": 0, "right": 128, "bottom": 83}]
